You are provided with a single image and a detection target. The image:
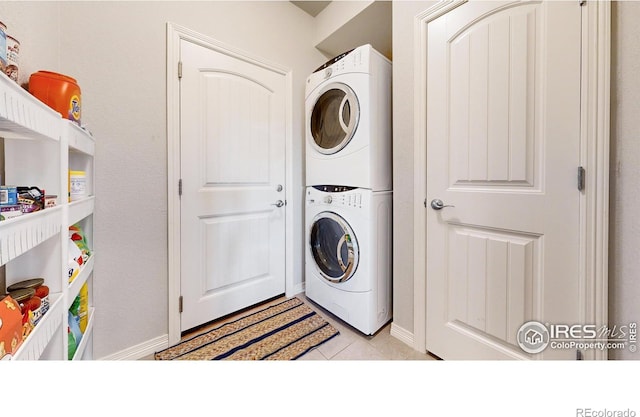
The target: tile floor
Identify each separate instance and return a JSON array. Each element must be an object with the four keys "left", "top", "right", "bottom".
[
  {"left": 298, "top": 294, "right": 439, "bottom": 360},
  {"left": 169, "top": 293, "right": 440, "bottom": 361}
]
